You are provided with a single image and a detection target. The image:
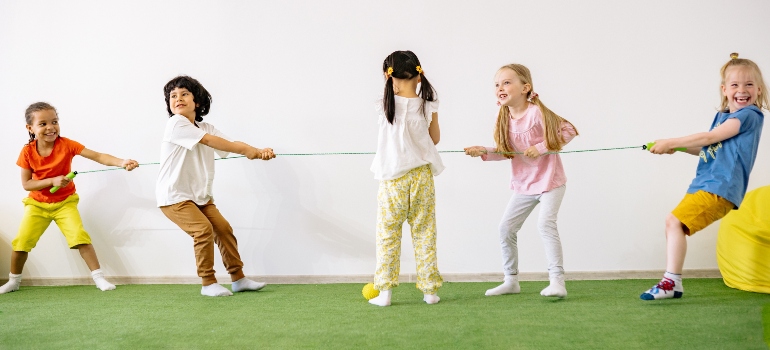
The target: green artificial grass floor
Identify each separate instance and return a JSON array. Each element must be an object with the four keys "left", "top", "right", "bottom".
[{"left": 0, "top": 279, "right": 768, "bottom": 349}]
